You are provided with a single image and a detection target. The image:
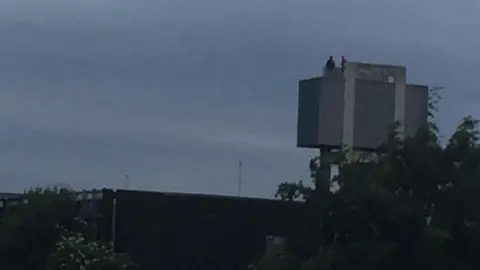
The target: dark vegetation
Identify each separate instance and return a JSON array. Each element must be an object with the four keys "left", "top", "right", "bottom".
[
  {"left": 253, "top": 90, "right": 480, "bottom": 270},
  {"left": 0, "top": 188, "right": 138, "bottom": 270}
]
